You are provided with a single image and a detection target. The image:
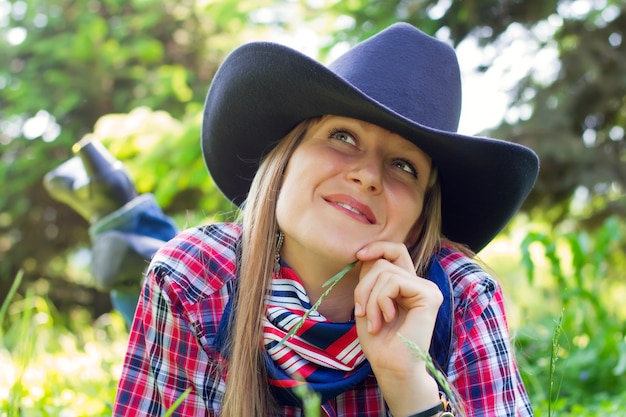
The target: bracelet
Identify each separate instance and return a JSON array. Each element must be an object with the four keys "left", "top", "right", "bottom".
[
  {"left": 439, "top": 390, "right": 455, "bottom": 416},
  {"left": 406, "top": 402, "right": 443, "bottom": 417},
  {"left": 405, "top": 390, "right": 456, "bottom": 417}
]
